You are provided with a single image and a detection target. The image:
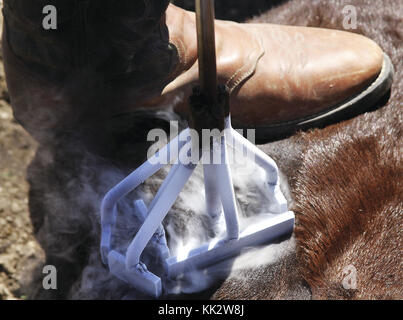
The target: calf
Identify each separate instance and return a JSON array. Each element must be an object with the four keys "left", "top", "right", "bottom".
[{"left": 25, "top": 0, "right": 402, "bottom": 299}]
